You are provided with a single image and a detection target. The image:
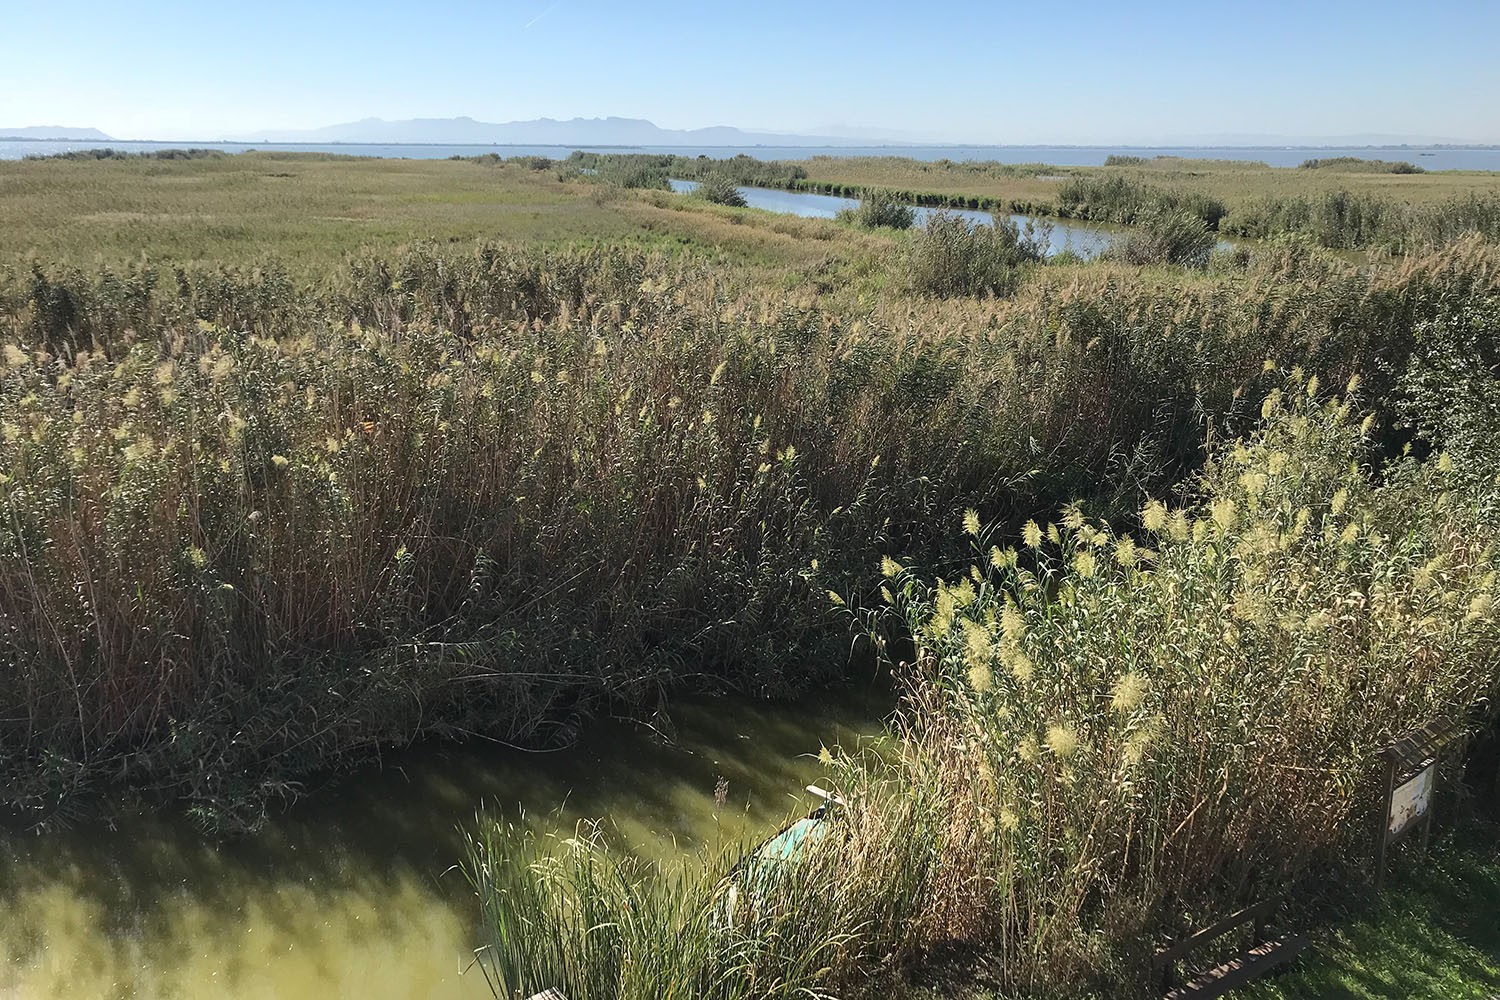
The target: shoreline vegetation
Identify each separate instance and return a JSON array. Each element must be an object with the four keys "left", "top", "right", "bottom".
[
  {"left": 3, "top": 149, "right": 1500, "bottom": 997},
  {"left": 542, "top": 150, "right": 1500, "bottom": 254}
]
